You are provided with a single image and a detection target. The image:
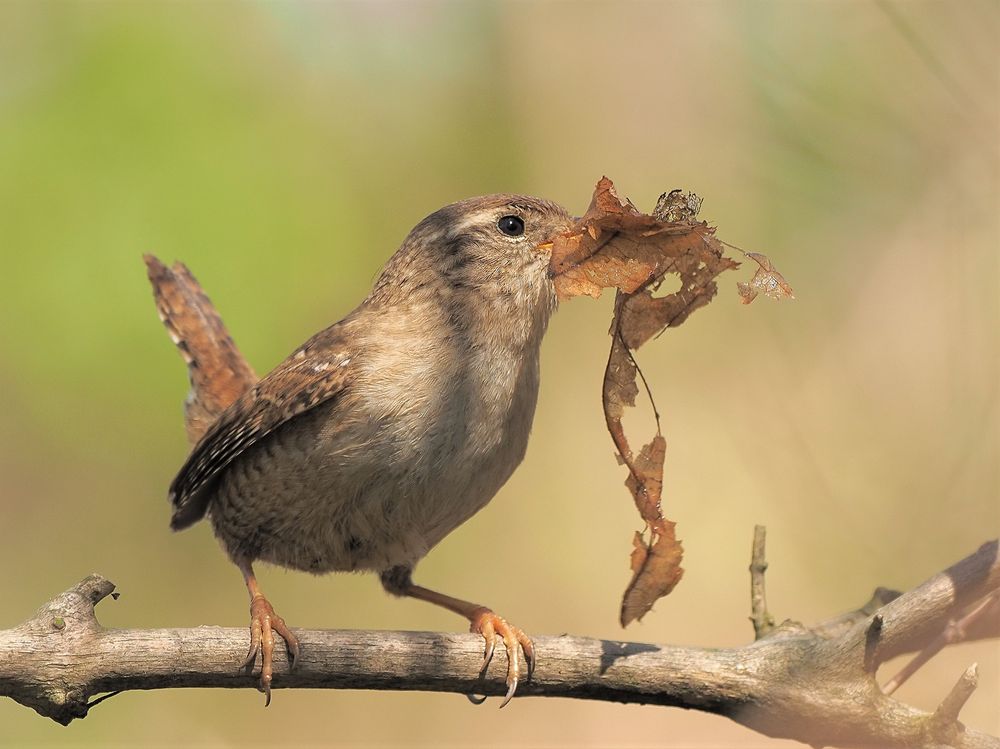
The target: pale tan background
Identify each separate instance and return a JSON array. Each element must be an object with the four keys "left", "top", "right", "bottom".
[{"left": 0, "top": 1, "right": 997, "bottom": 746}]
